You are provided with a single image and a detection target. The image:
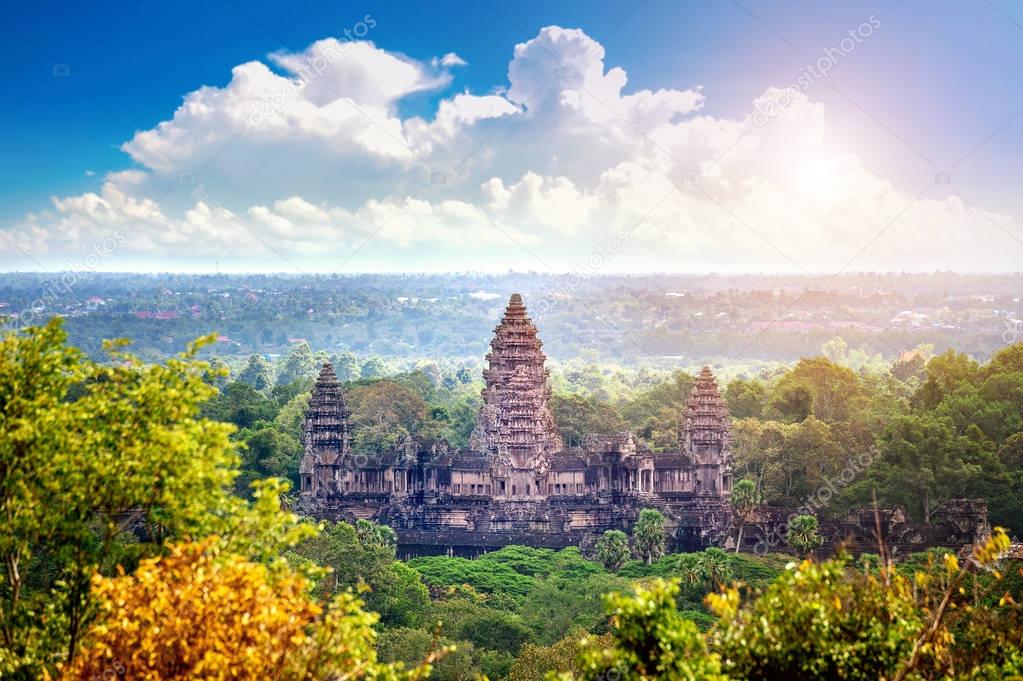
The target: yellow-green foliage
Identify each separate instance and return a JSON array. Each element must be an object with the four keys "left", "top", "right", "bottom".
[
  {"left": 708, "top": 558, "right": 929, "bottom": 680},
  {"left": 0, "top": 320, "right": 316, "bottom": 676},
  {"left": 551, "top": 531, "right": 1019, "bottom": 680},
  {"left": 508, "top": 629, "right": 611, "bottom": 681},
  {"left": 61, "top": 538, "right": 436, "bottom": 680},
  {"left": 570, "top": 579, "right": 728, "bottom": 681}
]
